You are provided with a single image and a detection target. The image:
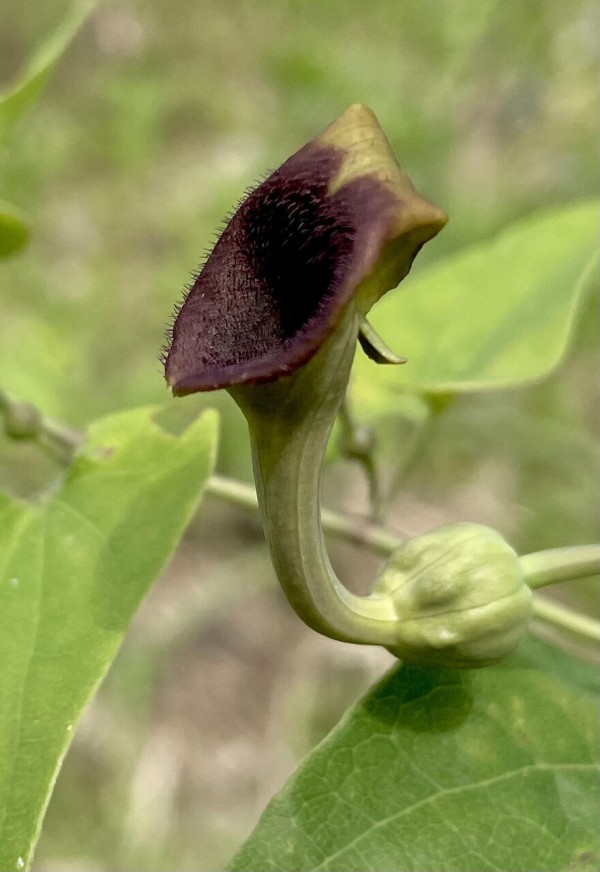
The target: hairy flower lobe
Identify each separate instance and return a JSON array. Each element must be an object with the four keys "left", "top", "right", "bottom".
[{"left": 164, "top": 105, "right": 446, "bottom": 395}]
